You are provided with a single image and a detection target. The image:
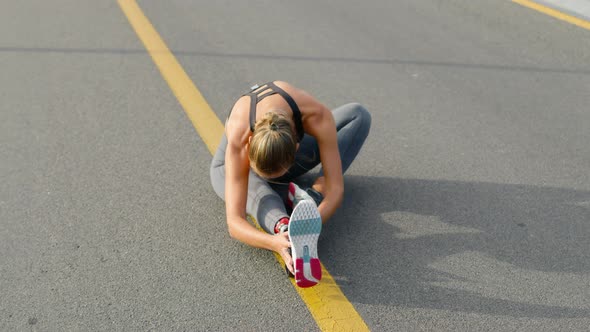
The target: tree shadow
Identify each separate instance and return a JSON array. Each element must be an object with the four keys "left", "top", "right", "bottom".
[{"left": 320, "top": 175, "right": 590, "bottom": 318}]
